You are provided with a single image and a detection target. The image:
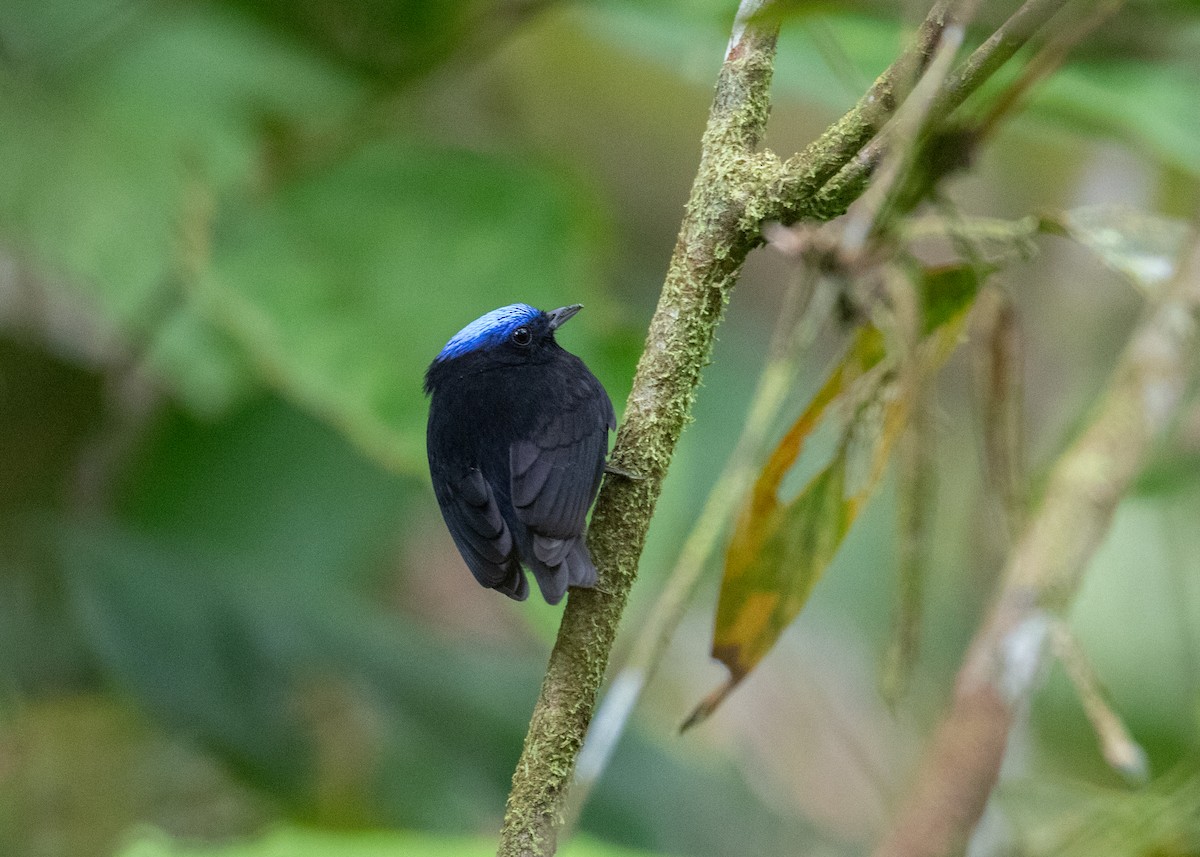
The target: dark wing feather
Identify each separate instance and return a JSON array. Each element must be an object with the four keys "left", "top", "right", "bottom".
[
  {"left": 510, "top": 392, "right": 612, "bottom": 540},
  {"left": 434, "top": 466, "right": 528, "bottom": 600},
  {"left": 509, "top": 378, "right": 611, "bottom": 605},
  {"left": 510, "top": 441, "right": 554, "bottom": 508}
]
